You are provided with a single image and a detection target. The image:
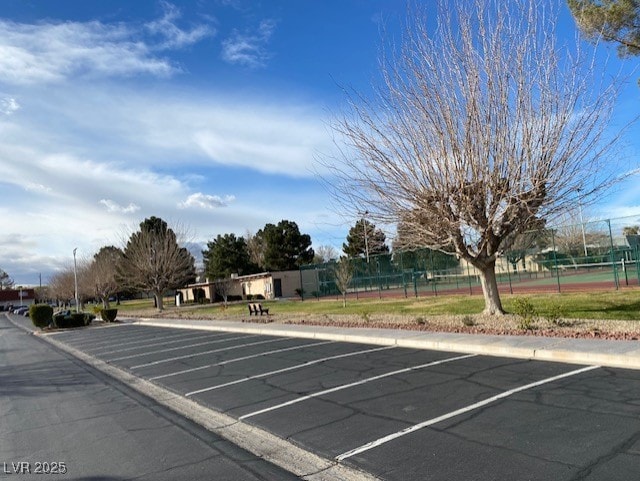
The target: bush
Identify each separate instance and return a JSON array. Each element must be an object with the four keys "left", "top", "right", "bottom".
[
  {"left": 53, "top": 314, "right": 68, "bottom": 328},
  {"left": 70, "top": 313, "right": 86, "bottom": 327},
  {"left": 101, "top": 309, "right": 118, "bottom": 322},
  {"left": 512, "top": 297, "right": 537, "bottom": 330},
  {"left": 29, "top": 304, "right": 53, "bottom": 328},
  {"left": 246, "top": 294, "right": 254, "bottom": 300},
  {"left": 461, "top": 315, "right": 475, "bottom": 327}
]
